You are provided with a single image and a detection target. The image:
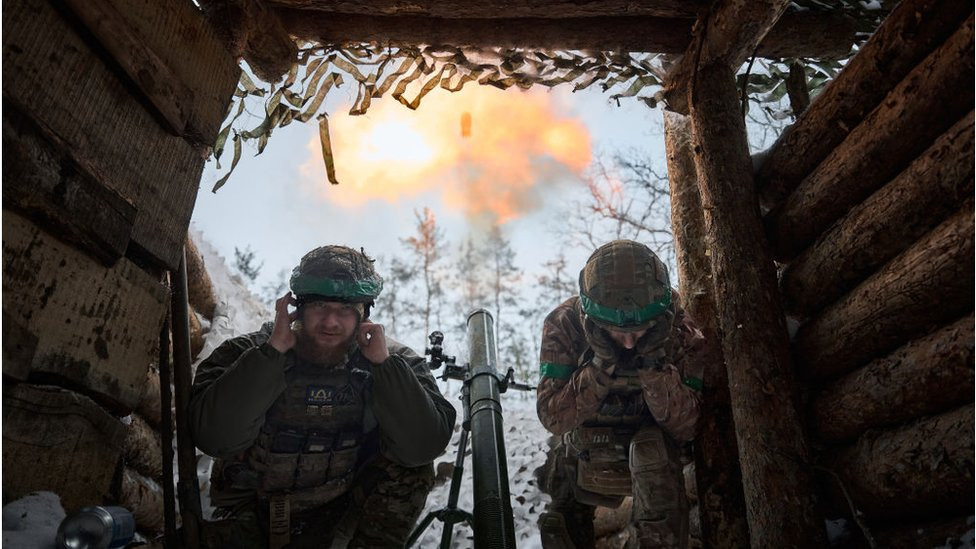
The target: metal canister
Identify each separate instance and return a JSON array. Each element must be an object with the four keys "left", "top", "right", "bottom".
[{"left": 56, "top": 506, "right": 135, "bottom": 549}]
